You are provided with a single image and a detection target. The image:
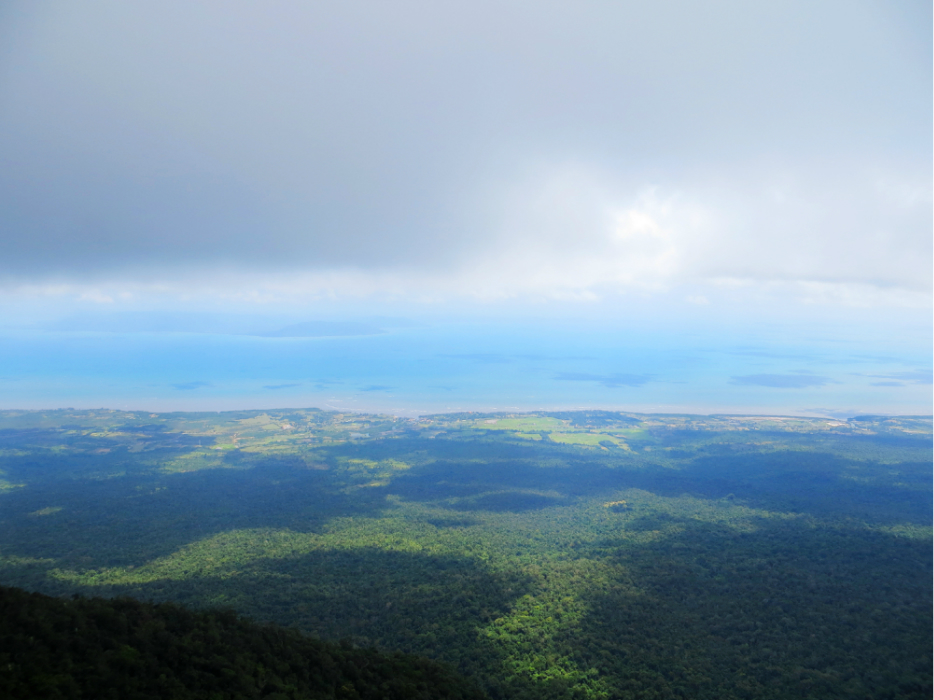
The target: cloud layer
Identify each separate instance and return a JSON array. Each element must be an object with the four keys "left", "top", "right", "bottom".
[{"left": 0, "top": 0, "right": 930, "bottom": 305}]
